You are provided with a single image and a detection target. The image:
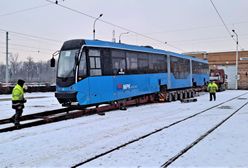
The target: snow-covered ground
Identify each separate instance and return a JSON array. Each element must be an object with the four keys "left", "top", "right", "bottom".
[
  {"left": 0, "top": 90, "right": 248, "bottom": 167},
  {"left": 0, "top": 92, "right": 61, "bottom": 119}
]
